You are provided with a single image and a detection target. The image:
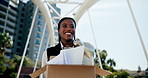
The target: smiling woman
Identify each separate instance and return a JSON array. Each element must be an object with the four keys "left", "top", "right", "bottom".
[
  {"left": 58, "top": 17, "right": 76, "bottom": 47},
  {"left": 40, "top": 17, "right": 77, "bottom": 78}
]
